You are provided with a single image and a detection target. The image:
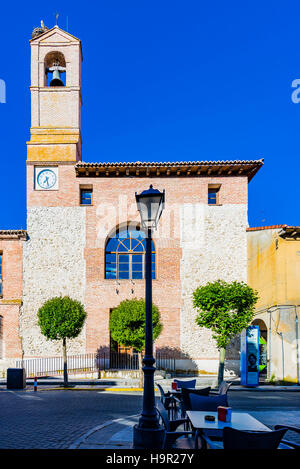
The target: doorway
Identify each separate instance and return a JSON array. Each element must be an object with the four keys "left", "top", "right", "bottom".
[{"left": 252, "top": 319, "right": 268, "bottom": 377}]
